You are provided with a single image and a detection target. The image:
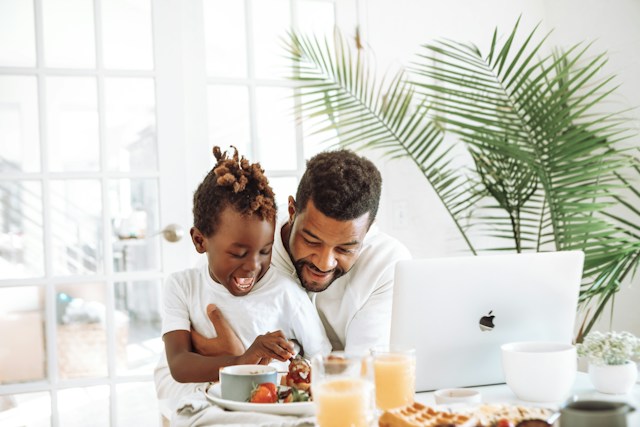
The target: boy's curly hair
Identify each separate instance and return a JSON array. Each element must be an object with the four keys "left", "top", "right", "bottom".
[
  {"left": 193, "top": 146, "right": 276, "bottom": 236},
  {"left": 296, "top": 149, "right": 381, "bottom": 226}
]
